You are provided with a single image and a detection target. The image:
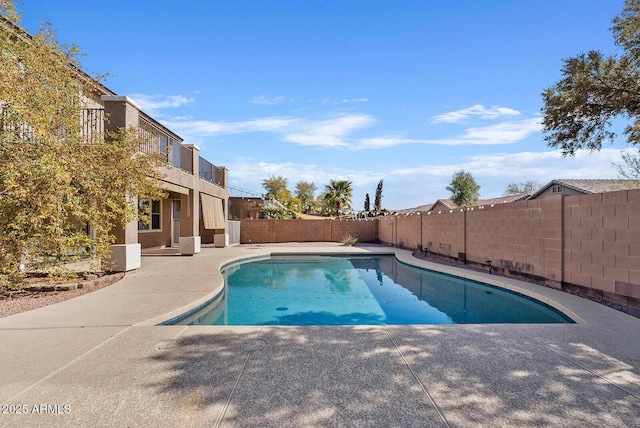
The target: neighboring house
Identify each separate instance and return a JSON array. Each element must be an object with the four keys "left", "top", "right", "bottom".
[
  {"left": 229, "top": 197, "right": 295, "bottom": 219},
  {"left": 430, "top": 195, "right": 529, "bottom": 212},
  {"left": 397, "top": 194, "right": 528, "bottom": 215},
  {"left": 229, "top": 197, "right": 265, "bottom": 220},
  {"left": 527, "top": 179, "right": 640, "bottom": 200},
  {"left": 393, "top": 203, "right": 436, "bottom": 215}
]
